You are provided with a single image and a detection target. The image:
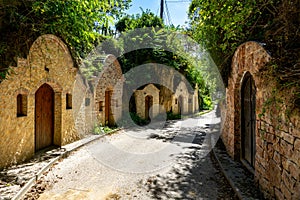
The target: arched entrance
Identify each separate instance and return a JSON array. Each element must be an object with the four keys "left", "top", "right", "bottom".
[
  {"left": 105, "top": 88, "right": 113, "bottom": 125},
  {"left": 241, "top": 72, "right": 256, "bottom": 169},
  {"left": 178, "top": 95, "right": 184, "bottom": 115},
  {"left": 35, "top": 83, "right": 54, "bottom": 151},
  {"left": 145, "top": 95, "right": 153, "bottom": 120}
]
